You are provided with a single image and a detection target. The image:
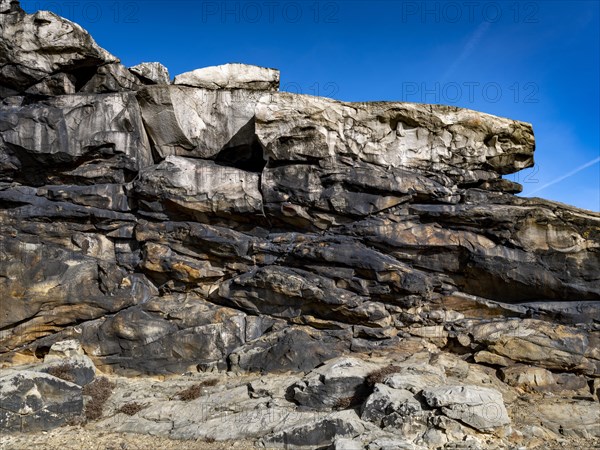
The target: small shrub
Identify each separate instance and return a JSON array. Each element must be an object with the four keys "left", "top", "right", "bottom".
[
  {"left": 366, "top": 365, "right": 403, "bottom": 387},
  {"left": 176, "top": 379, "right": 217, "bottom": 401},
  {"left": 83, "top": 377, "right": 115, "bottom": 421},
  {"left": 333, "top": 396, "right": 356, "bottom": 410},
  {"left": 177, "top": 384, "right": 204, "bottom": 401},
  {"left": 46, "top": 363, "right": 76, "bottom": 383},
  {"left": 117, "top": 402, "right": 146, "bottom": 416},
  {"left": 65, "top": 415, "right": 85, "bottom": 427},
  {"left": 200, "top": 378, "right": 218, "bottom": 387}
]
